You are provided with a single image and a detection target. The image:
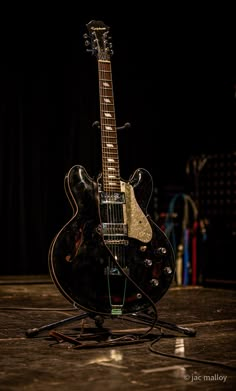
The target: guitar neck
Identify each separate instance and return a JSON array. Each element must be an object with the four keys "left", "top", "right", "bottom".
[{"left": 98, "top": 59, "right": 121, "bottom": 192}]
